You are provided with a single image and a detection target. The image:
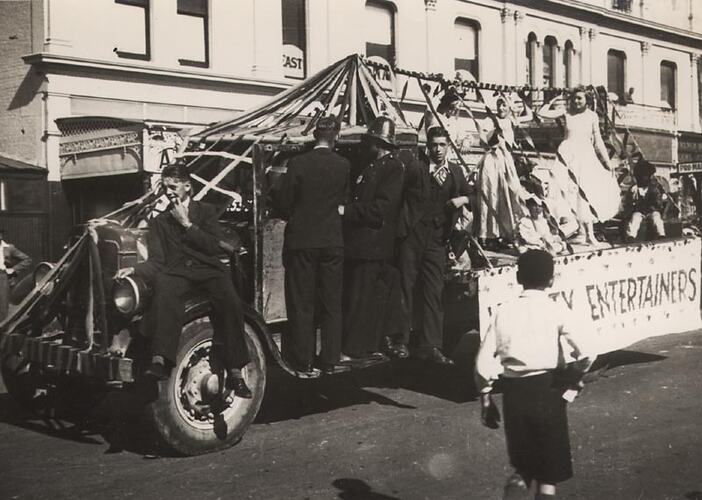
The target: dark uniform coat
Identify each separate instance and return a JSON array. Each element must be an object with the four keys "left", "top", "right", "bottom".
[{"left": 342, "top": 153, "right": 404, "bottom": 356}]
